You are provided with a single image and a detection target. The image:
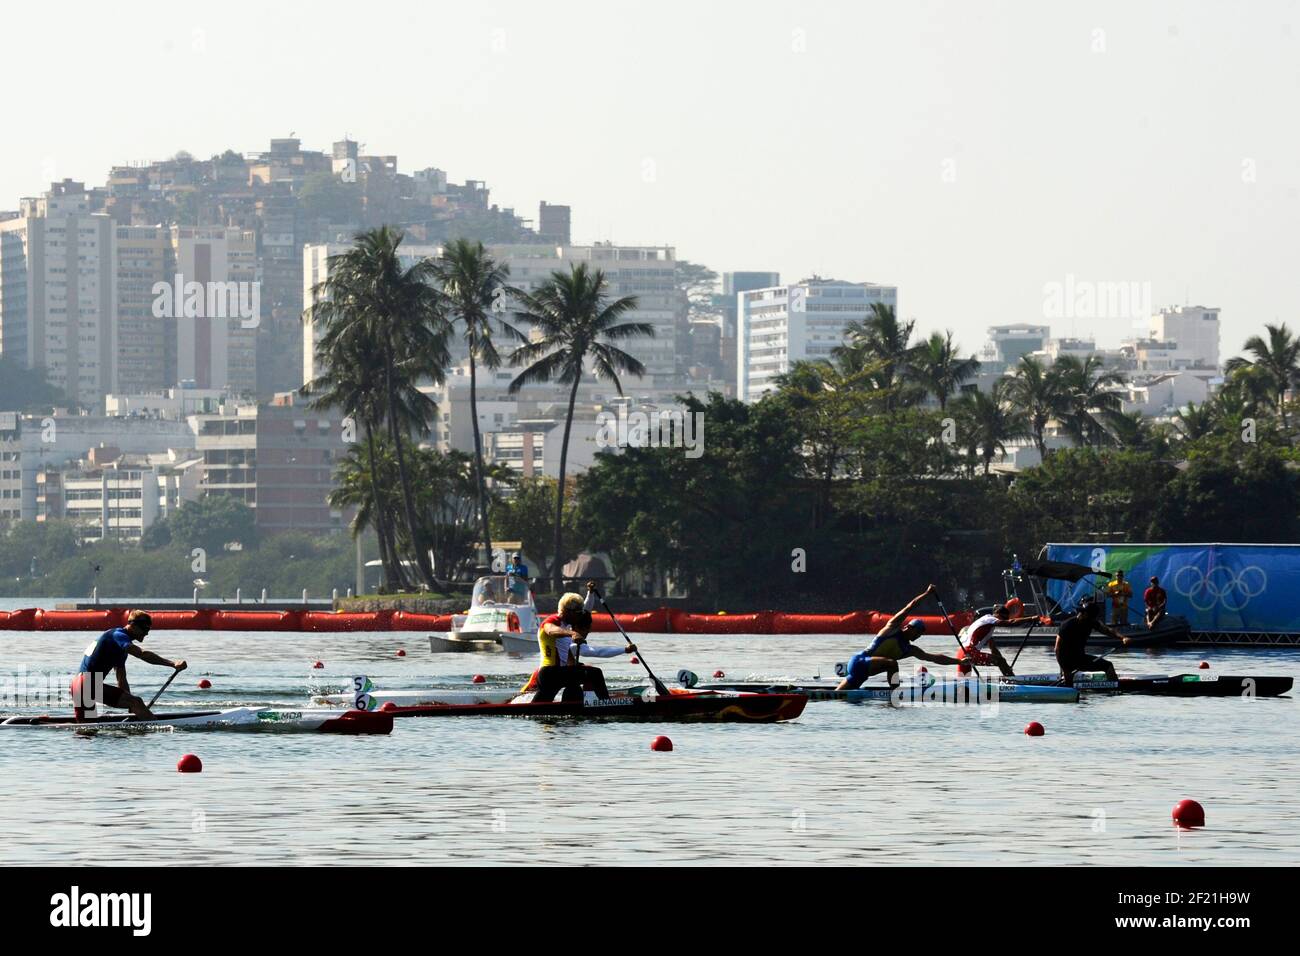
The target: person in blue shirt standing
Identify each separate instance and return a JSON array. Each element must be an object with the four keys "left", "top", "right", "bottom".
[
  {"left": 70, "top": 611, "right": 186, "bottom": 720},
  {"left": 506, "top": 551, "right": 530, "bottom": 598}
]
